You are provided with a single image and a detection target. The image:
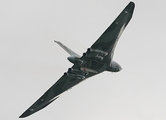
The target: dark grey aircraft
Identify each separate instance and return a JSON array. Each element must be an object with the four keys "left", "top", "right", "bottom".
[{"left": 19, "top": 2, "right": 135, "bottom": 118}]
